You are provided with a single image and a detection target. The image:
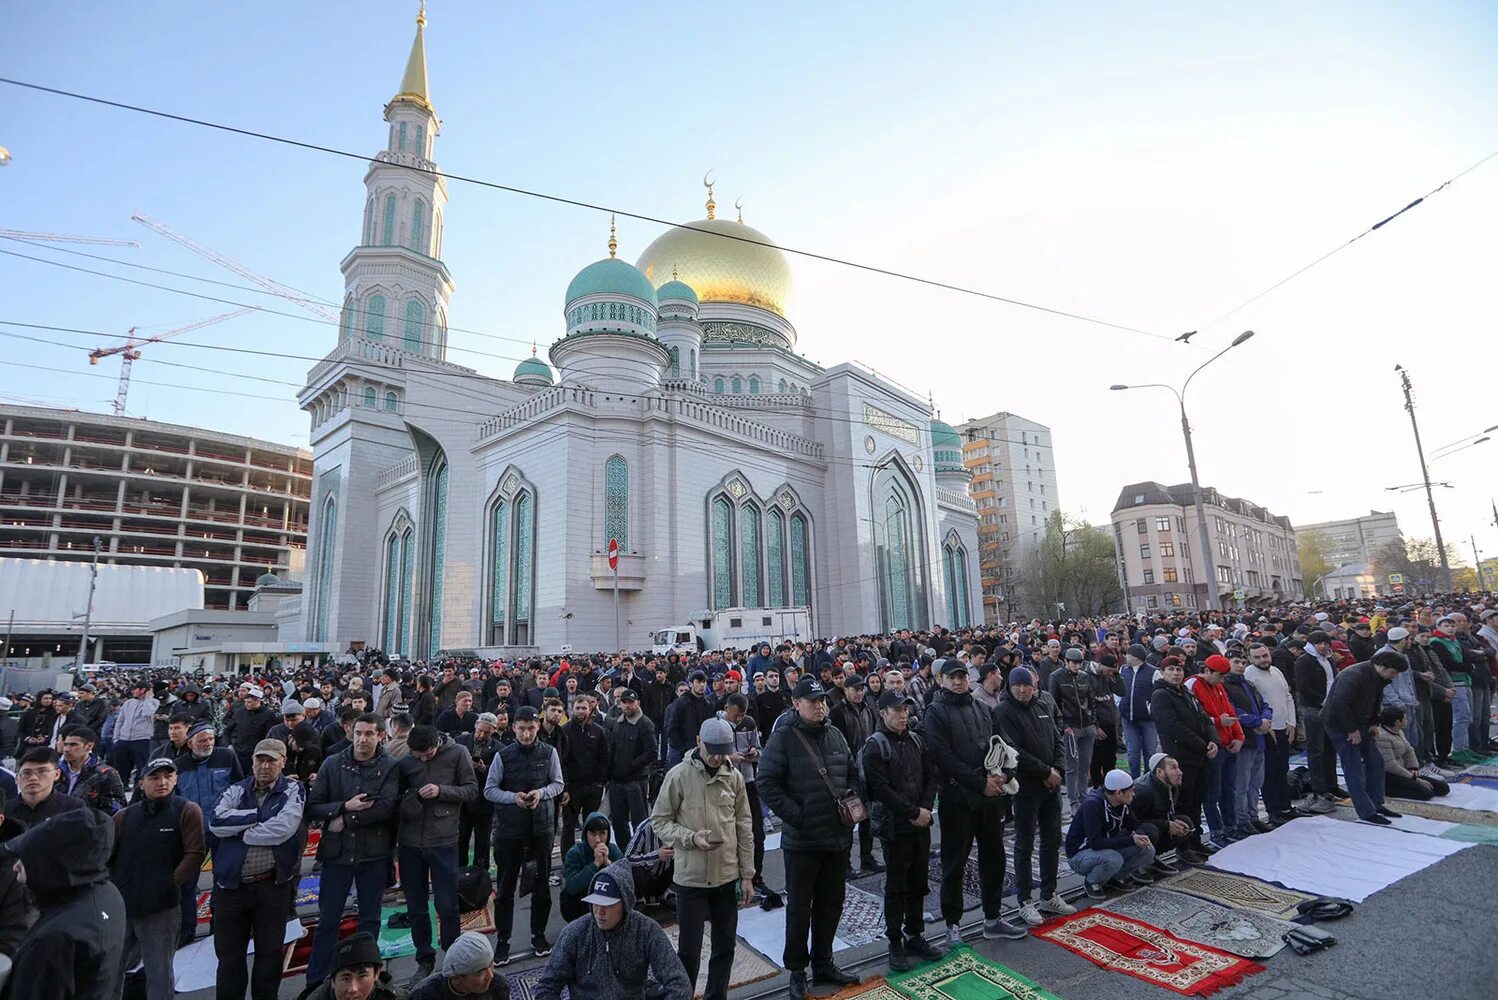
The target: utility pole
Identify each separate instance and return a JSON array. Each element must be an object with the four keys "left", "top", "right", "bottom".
[
  {"left": 1396, "top": 366, "right": 1453, "bottom": 590},
  {"left": 74, "top": 536, "right": 102, "bottom": 671}
]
